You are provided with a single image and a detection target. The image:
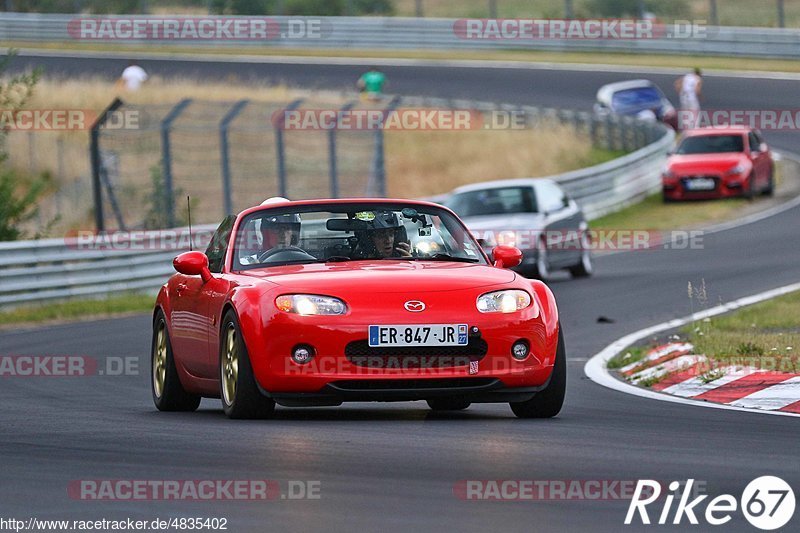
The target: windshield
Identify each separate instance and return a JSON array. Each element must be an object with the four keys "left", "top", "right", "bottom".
[
  {"left": 447, "top": 186, "right": 537, "bottom": 218},
  {"left": 233, "top": 204, "right": 487, "bottom": 269},
  {"left": 676, "top": 134, "right": 745, "bottom": 154},
  {"left": 610, "top": 86, "right": 663, "bottom": 114}
]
